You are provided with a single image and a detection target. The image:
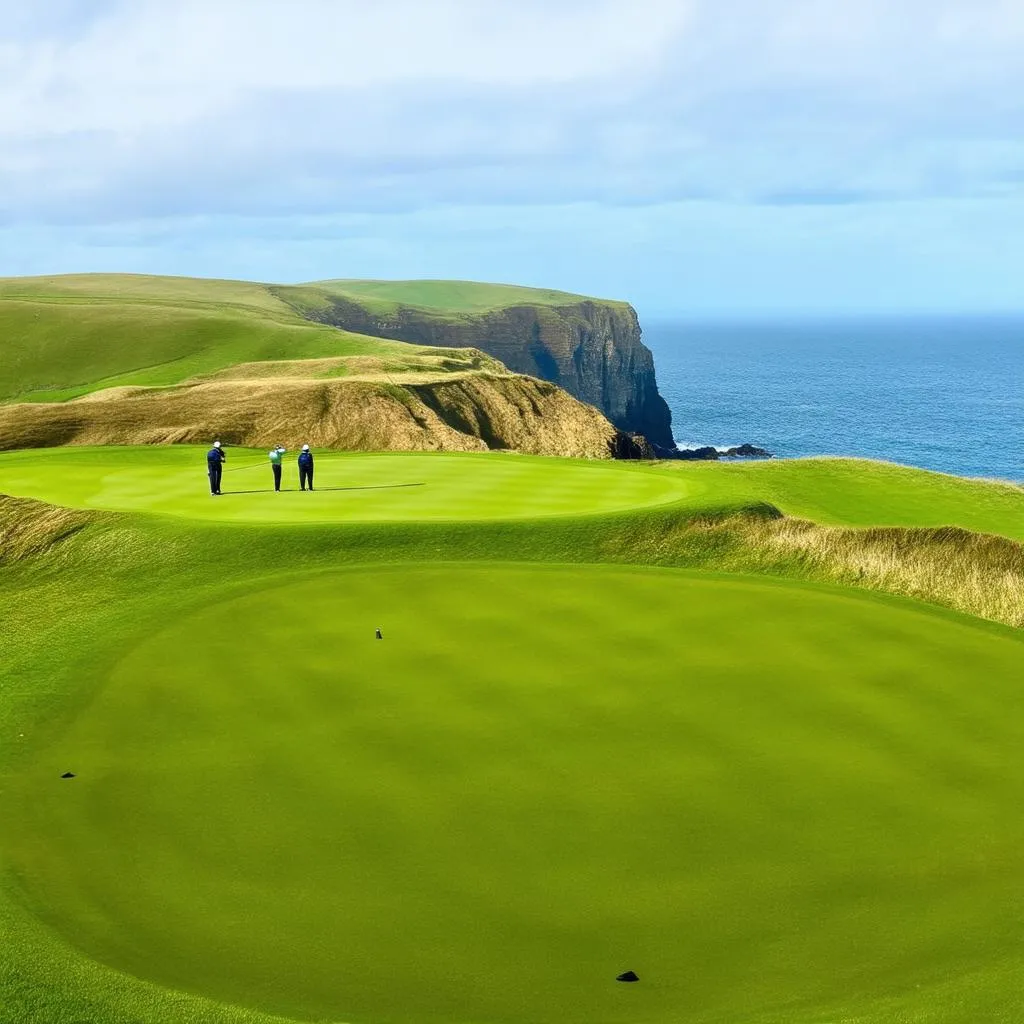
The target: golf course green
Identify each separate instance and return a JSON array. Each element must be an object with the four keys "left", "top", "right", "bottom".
[
  {"left": 0, "top": 447, "right": 691, "bottom": 523},
  {"left": 1, "top": 447, "right": 1023, "bottom": 1024},
  {"left": 6, "top": 564, "right": 1024, "bottom": 1024},
  {"left": 1, "top": 446, "right": 1022, "bottom": 536}
]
